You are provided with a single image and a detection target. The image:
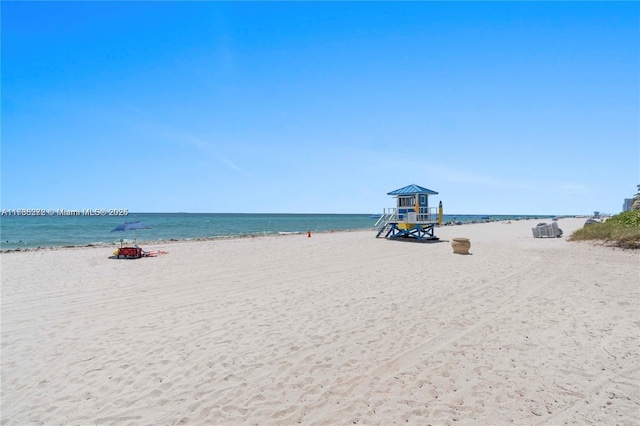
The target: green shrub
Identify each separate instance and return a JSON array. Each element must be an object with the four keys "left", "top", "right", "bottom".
[
  {"left": 608, "top": 210, "right": 640, "bottom": 228},
  {"left": 569, "top": 213, "right": 640, "bottom": 249}
]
